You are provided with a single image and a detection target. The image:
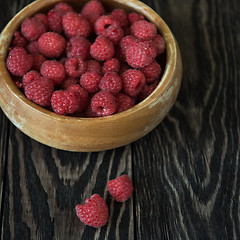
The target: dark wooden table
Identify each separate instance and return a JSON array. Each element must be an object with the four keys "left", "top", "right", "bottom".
[{"left": 1, "top": 0, "right": 240, "bottom": 239}]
